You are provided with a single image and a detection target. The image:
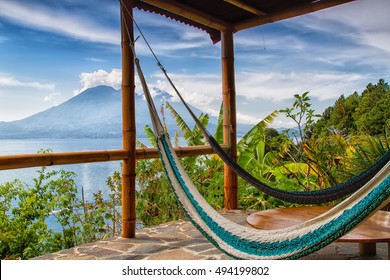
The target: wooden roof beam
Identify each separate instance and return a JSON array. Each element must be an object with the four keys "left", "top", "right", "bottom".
[
  {"left": 224, "top": 0, "right": 267, "bottom": 16},
  {"left": 139, "top": 0, "right": 231, "bottom": 31},
  {"left": 234, "top": 0, "right": 355, "bottom": 32}
]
